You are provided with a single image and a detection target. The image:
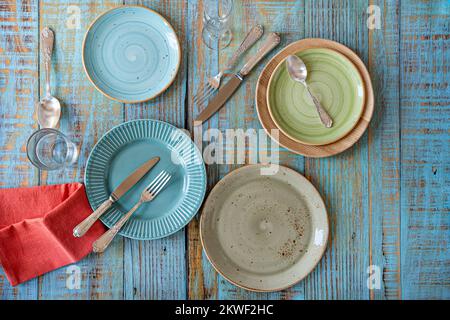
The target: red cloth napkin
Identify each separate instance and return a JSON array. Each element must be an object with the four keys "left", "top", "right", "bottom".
[{"left": 0, "top": 183, "right": 106, "bottom": 286}]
